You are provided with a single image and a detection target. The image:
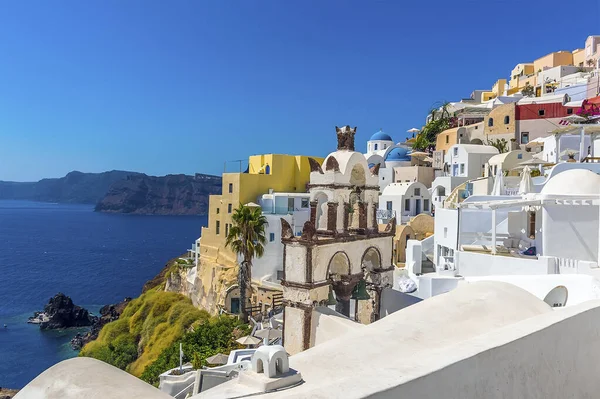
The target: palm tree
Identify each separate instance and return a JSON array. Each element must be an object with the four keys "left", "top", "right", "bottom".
[{"left": 225, "top": 204, "right": 268, "bottom": 323}]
